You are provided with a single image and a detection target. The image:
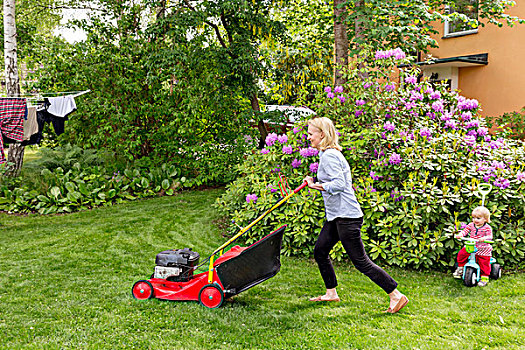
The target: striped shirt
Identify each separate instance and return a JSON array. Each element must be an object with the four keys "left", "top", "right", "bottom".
[
  {"left": 459, "top": 222, "right": 493, "bottom": 256},
  {"left": 0, "top": 98, "right": 26, "bottom": 164}
]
